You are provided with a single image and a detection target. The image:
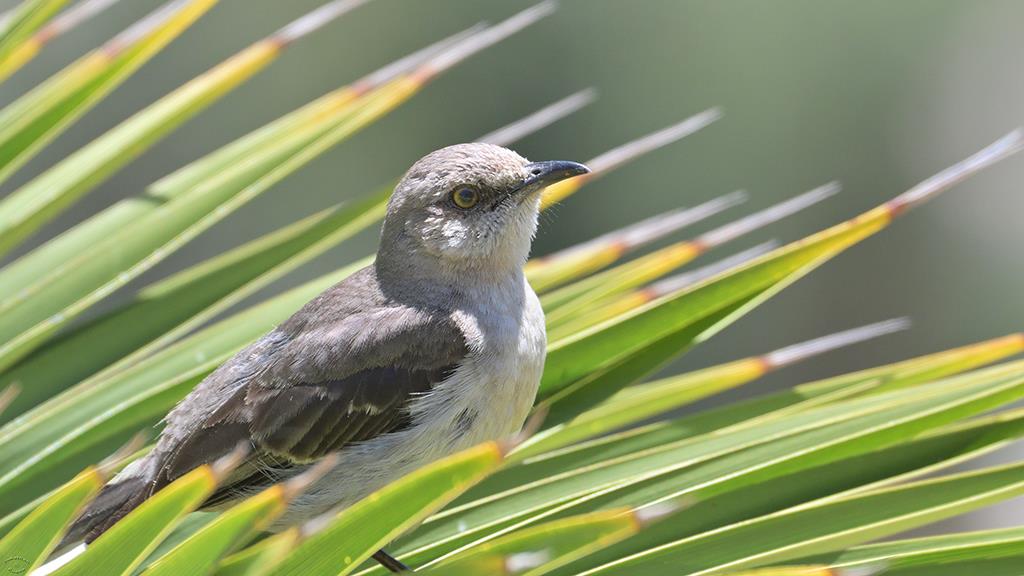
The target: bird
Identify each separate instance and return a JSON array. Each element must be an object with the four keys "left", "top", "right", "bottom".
[{"left": 60, "top": 143, "right": 590, "bottom": 572}]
